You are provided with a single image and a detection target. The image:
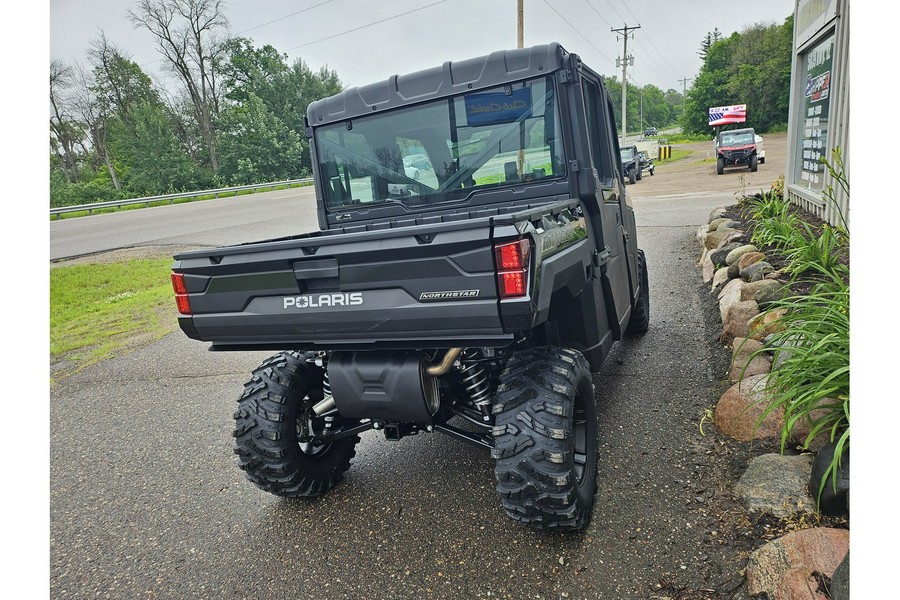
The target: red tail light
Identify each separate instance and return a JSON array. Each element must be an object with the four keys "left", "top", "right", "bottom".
[
  {"left": 171, "top": 272, "right": 192, "bottom": 315},
  {"left": 494, "top": 239, "right": 531, "bottom": 299}
]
